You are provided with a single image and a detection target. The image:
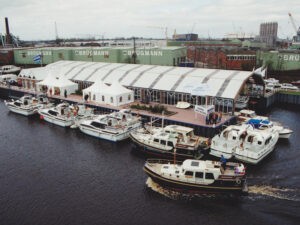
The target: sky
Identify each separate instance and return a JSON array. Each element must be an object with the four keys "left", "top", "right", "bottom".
[{"left": 0, "top": 0, "right": 299, "bottom": 40}]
